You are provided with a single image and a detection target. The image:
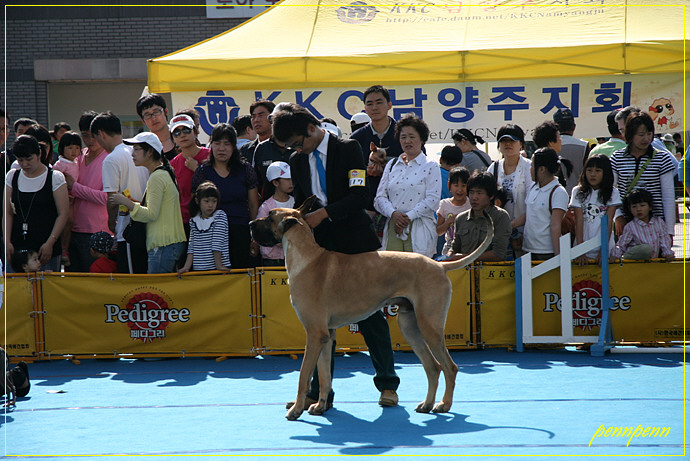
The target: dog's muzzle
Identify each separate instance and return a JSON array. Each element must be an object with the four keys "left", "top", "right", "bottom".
[{"left": 249, "top": 217, "right": 281, "bottom": 247}]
